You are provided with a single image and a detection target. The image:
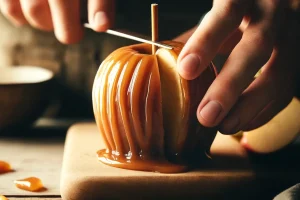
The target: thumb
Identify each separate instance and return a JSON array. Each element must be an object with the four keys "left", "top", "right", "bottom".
[{"left": 177, "top": 0, "right": 247, "bottom": 80}]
